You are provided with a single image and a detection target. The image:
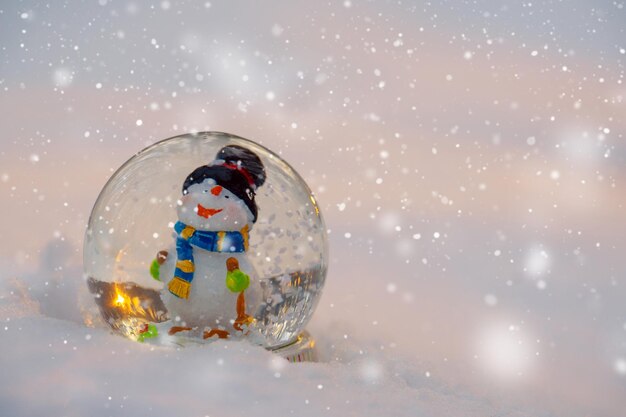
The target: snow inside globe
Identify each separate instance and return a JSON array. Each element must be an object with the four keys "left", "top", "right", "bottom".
[{"left": 84, "top": 132, "right": 328, "bottom": 360}]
